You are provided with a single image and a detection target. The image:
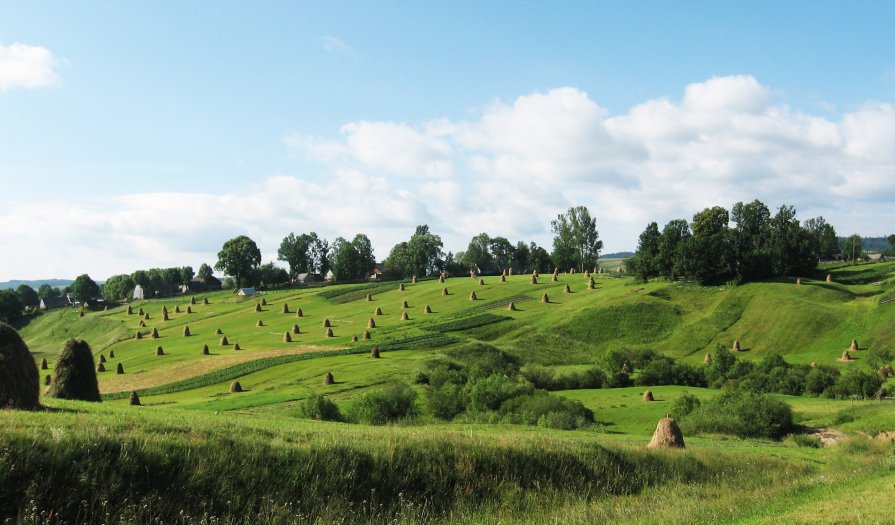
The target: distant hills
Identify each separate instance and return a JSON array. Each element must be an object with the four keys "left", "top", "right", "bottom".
[
  {"left": 602, "top": 251, "right": 634, "bottom": 259},
  {"left": 0, "top": 279, "right": 75, "bottom": 291}
]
